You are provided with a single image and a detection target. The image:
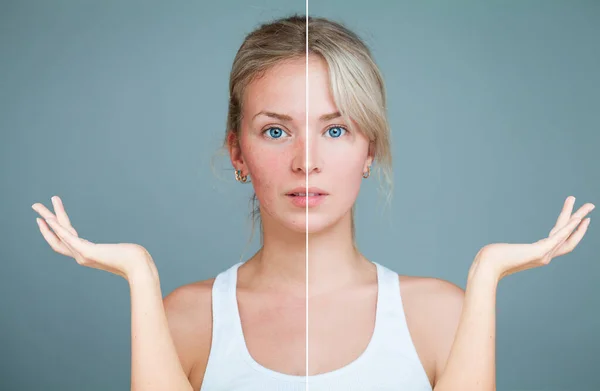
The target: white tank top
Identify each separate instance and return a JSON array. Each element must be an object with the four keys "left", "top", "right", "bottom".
[{"left": 200, "top": 261, "right": 433, "bottom": 391}]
